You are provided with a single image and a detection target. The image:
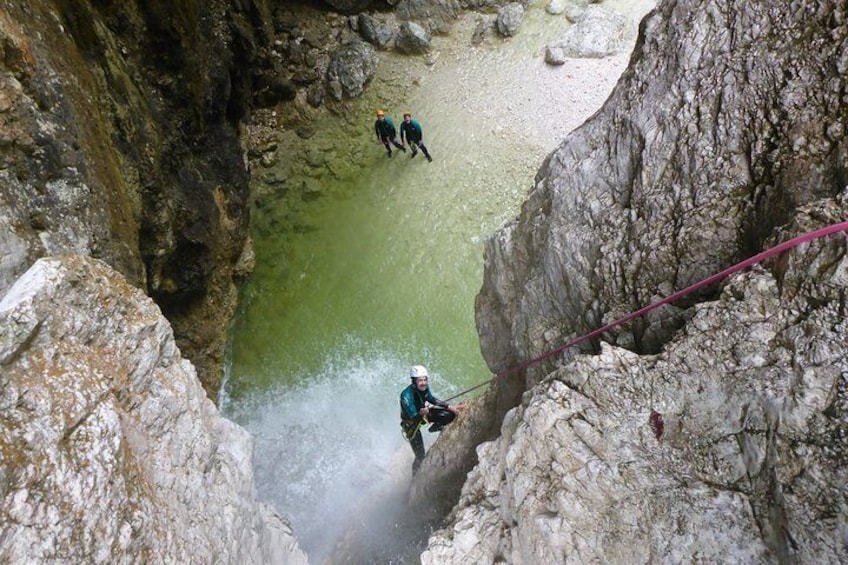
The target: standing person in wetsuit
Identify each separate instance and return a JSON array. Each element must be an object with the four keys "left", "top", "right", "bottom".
[
  {"left": 399, "top": 112, "right": 433, "bottom": 162},
  {"left": 400, "top": 365, "right": 466, "bottom": 475},
  {"left": 374, "top": 110, "right": 406, "bottom": 157}
]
